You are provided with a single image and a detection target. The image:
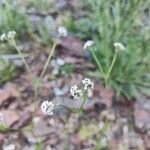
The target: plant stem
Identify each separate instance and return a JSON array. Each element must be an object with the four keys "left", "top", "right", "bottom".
[
  {"left": 30, "top": 83, "right": 39, "bottom": 130},
  {"left": 107, "top": 50, "right": 118, "bottom": 76},
  {"left": 90, "top": 50, "right": 110, "bottom": 88},
  {"left": 80, "top": 95, "right": 86, "bottom": 111},
  {"left": 91, "top": 50, "right": 105, "bottom": 77},
  {"left": 31, "top": 42, "right": 57, "bottom": 132},
  {"left": 104, "top": 51, "right": 118, "bottom": 88},
  {"left": 78, "top": 91, "right": 88, "bottom": 114},
  {"left": 13, "top": 41, "right": 30, "bottom": 72},
  {"left": 104, "top": 77, "right": 108, "bottom": 89},
  {"left": 40, "top": 42, "right": 57, "bottom": 78}
]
